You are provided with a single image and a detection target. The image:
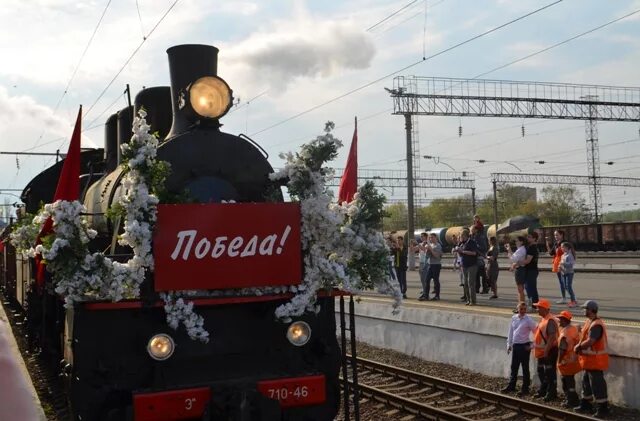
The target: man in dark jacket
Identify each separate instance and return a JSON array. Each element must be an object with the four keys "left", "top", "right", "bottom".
[{"left": 393, "top": 236, "right": 408, "bottom": 299}]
